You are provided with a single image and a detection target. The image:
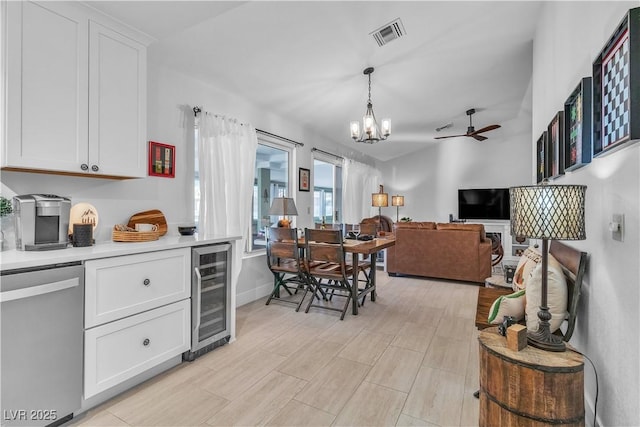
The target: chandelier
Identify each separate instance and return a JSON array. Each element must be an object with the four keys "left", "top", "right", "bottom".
[{"left": 350, "top": 67, "right": 391, "bottom": 143}]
